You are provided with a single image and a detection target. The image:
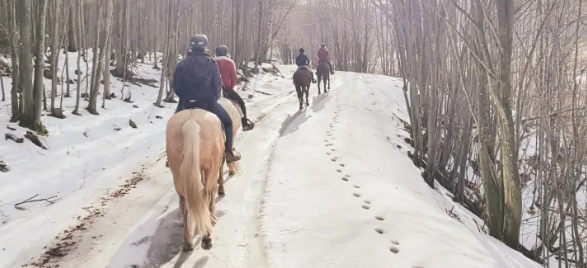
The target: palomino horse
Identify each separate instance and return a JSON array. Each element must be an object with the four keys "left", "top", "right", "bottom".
[
  {"left": 166, "top": 108, "right": 225, "bottom": 250},
  {"left": 218, "top": 97, "right": 244, "bottom": 181},
  {"left": 293, "top": 66, "right": 312, "bottom": 110},
  {"left": 316, "top": 61, "right": 331, "bottom": 94}
]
